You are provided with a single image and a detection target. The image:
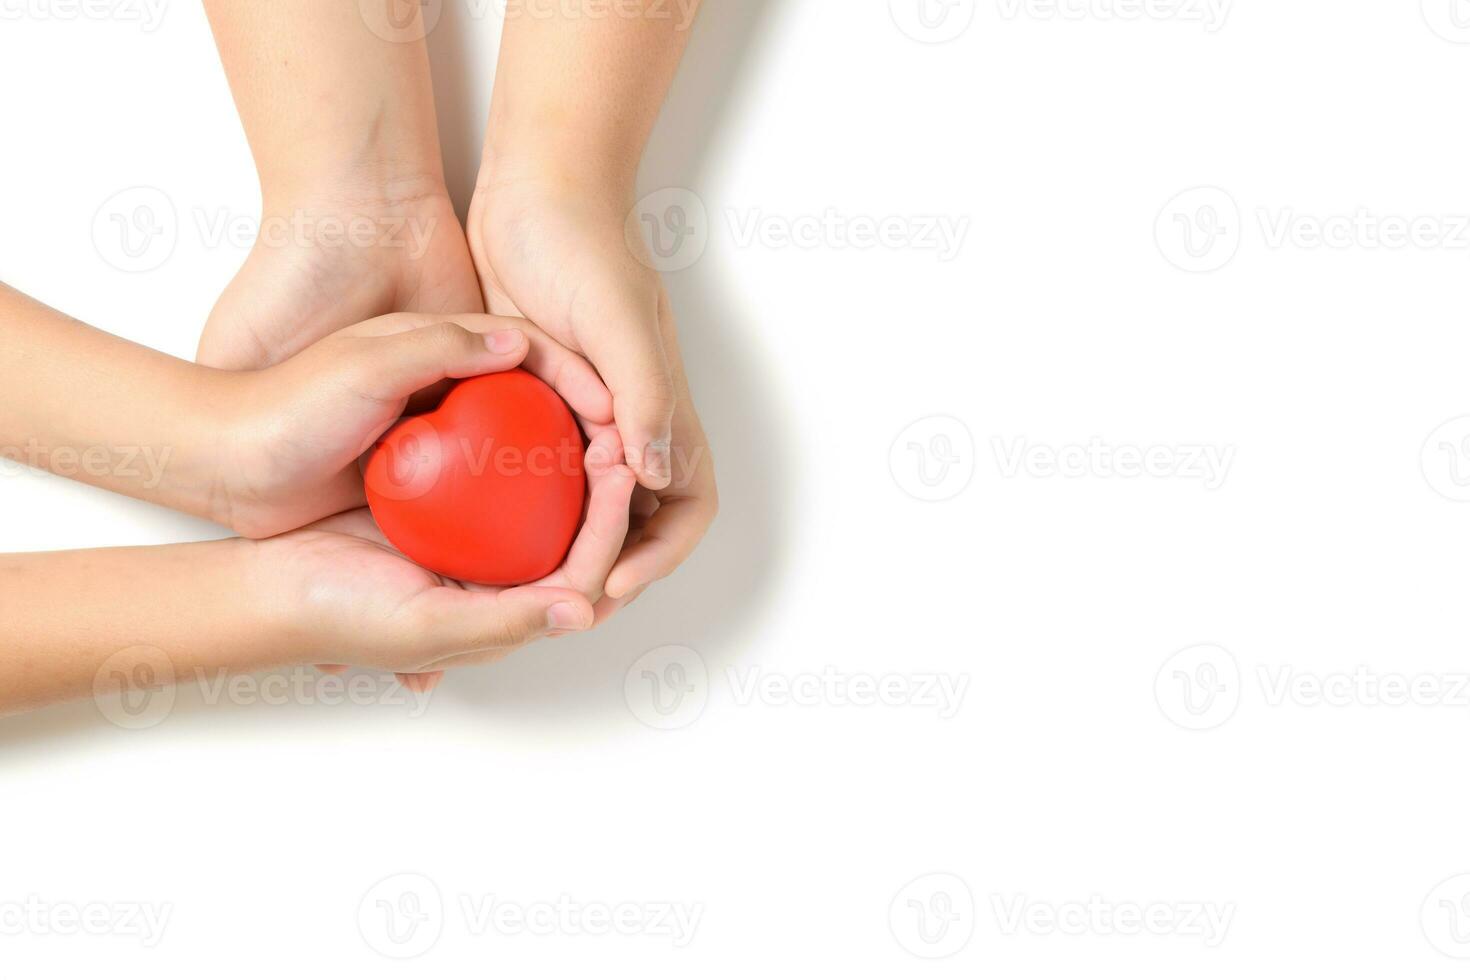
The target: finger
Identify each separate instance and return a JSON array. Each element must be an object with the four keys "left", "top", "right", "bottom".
[
  {"left": 315, "top": 664, "right": 349, "bottom": 675},
  {"left": 593, "top": 583, "right": 648, "bottom": 626},
  {"left": 395, "top": 671, "right": 444, "bottom": 693},
  {"left": 421, "top": 314, "right": 613, "bottom": 425},
  {"left": 580, "top": 422, "right": 625, "bottom": 478},
  {"left": 353, "top": 321, "right": 528, "bottom": 403},
  {"left": 555, "top": 462, "right": 636, "bottom": 600},
  {"left": 575, "top": 292, "right": 676, "bottom": 490},
  {"left": 604, "top": 494, "right": 717, "bottom": 599},
  {"left": 410, "top": 584, "right": 593, "bottom": 658},
  {"left": 514, "top": 320, "right": 614, "bottom": 425}
]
